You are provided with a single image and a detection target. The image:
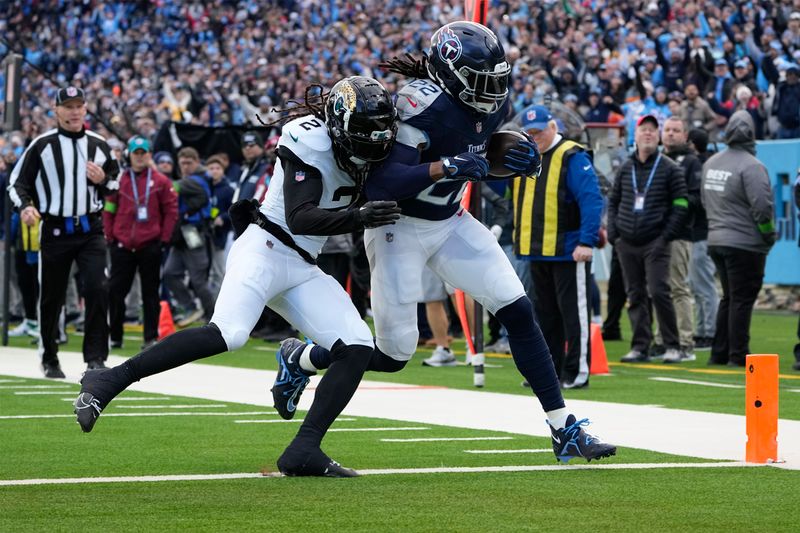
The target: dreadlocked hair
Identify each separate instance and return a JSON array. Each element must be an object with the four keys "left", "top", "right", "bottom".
[
  {"left": 257, "top": 84, "right": 329, "bottom": 128},
  {"left": 379, "top": 52, "right": 430, "bottom": 80}
]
